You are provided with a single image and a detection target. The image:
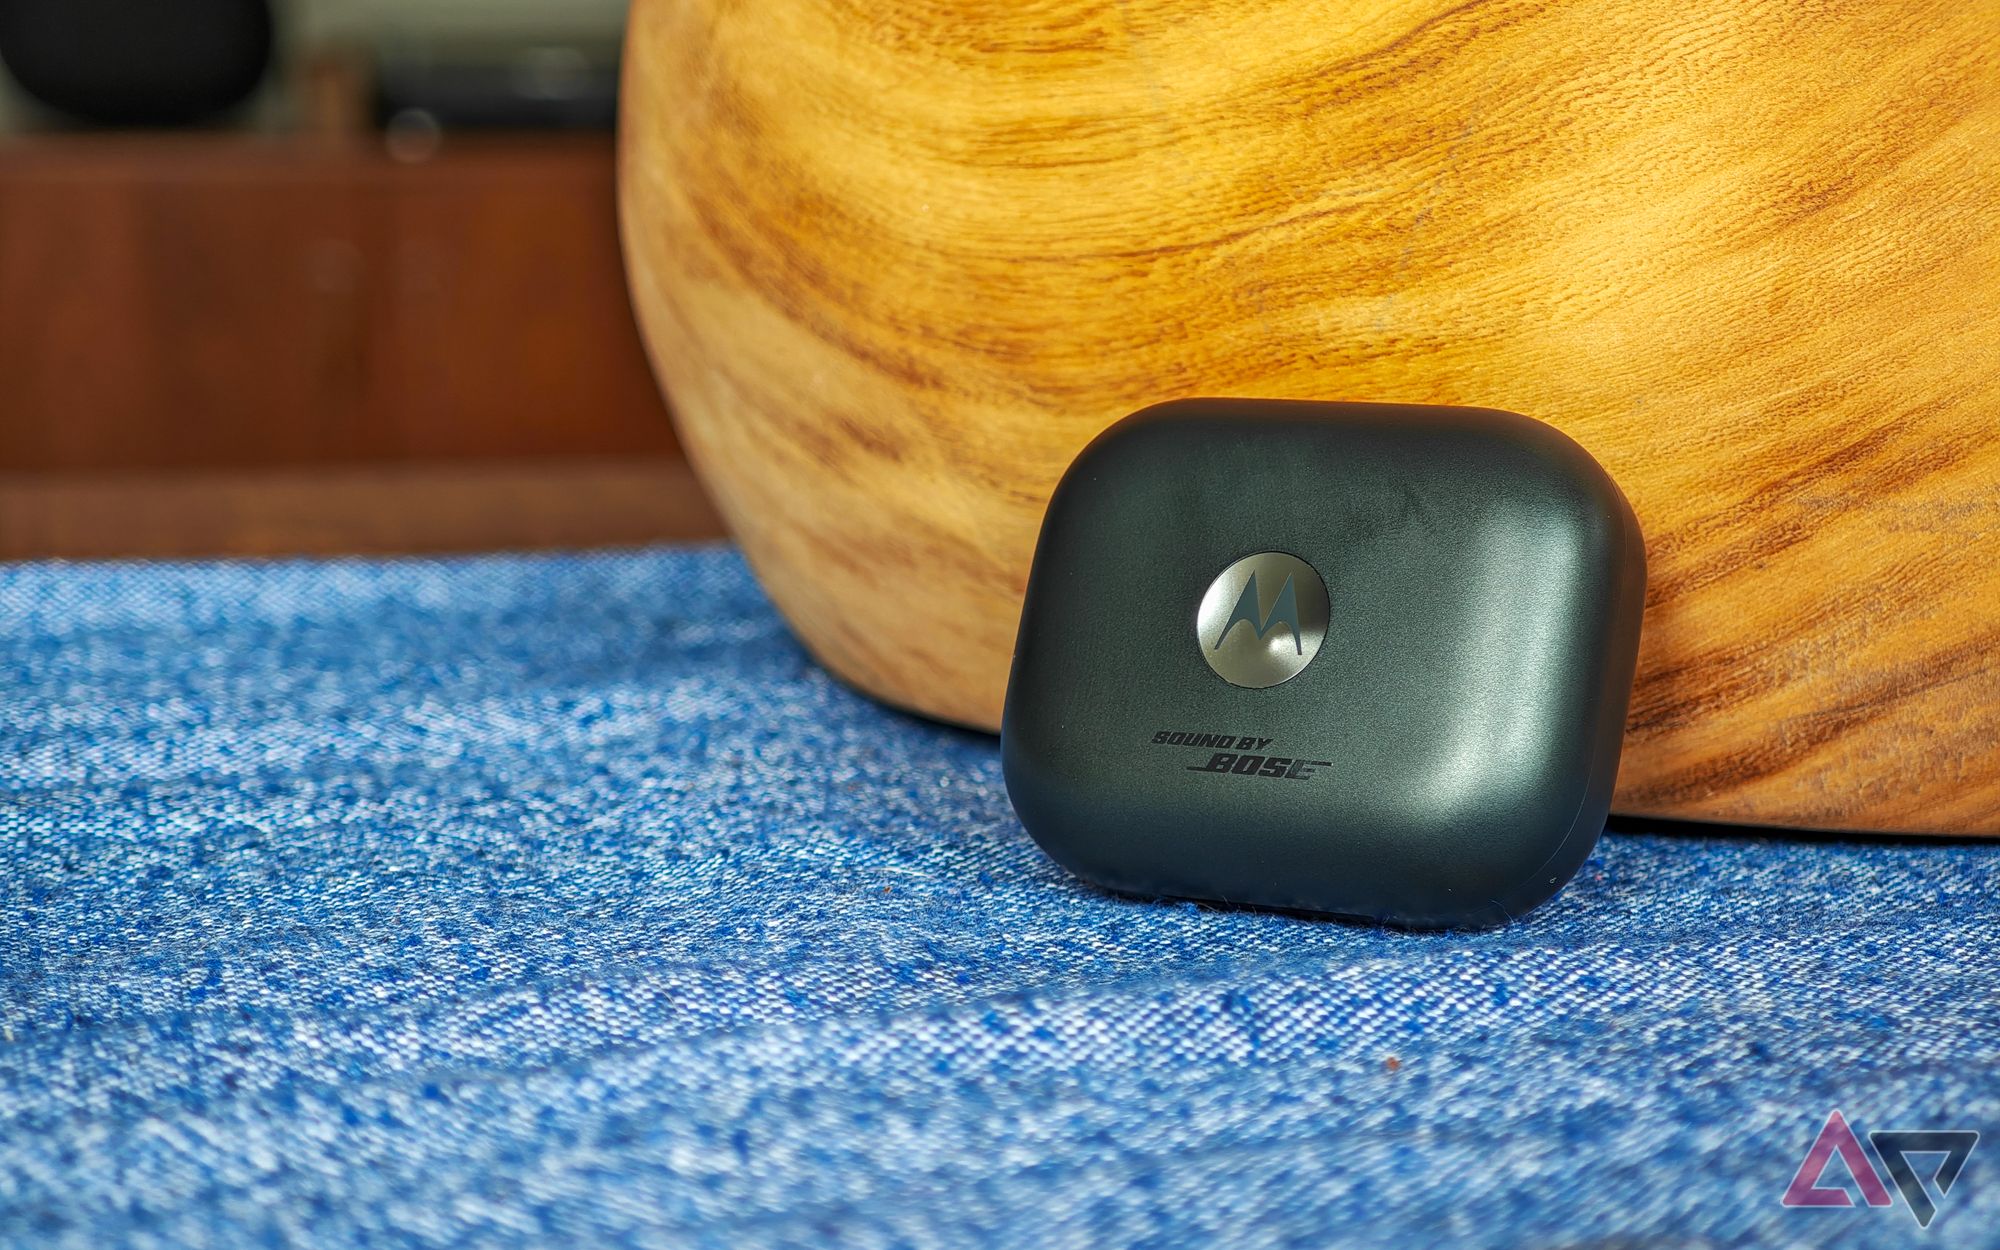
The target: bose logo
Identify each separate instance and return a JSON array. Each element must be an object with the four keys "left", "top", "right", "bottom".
[
  {"left": 1196, "top": 552, "right": 1330, "bottom": 688},
  {"left": 1186, "top": 752, "right": 1332, "bottom": 781}
]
